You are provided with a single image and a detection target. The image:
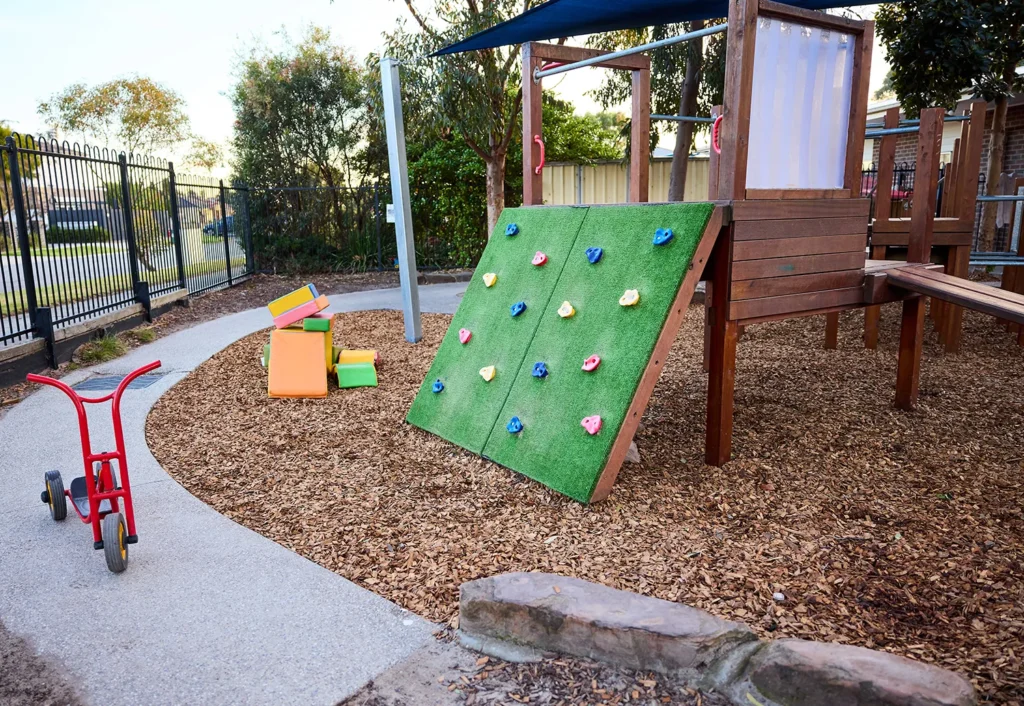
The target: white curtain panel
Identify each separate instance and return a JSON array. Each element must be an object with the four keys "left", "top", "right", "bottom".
[{"left": 746, "top": 17, "right": 855, "bottom": 190}]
